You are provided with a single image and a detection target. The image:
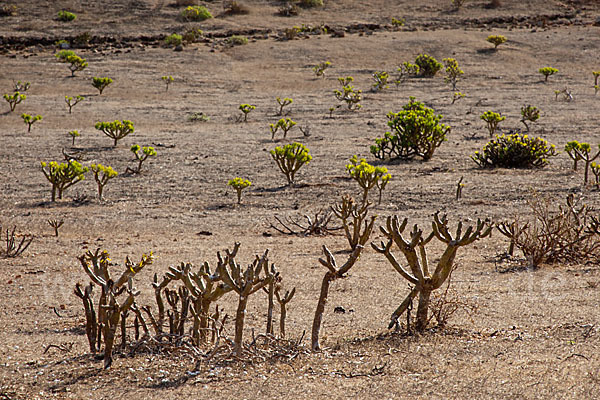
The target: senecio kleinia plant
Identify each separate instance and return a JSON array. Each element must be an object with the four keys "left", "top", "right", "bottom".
[
  {"left": 539, "top": 67, "right": 558, "bottom": 82},
  {"left": 370, "top": 97, "right": 450, "bottom": 161},
  {"left": 95, "top": 120, "right": 134, "bottom": 146},
  {"left": 270, "top": 142, "right": 312, "bottom": 186},
  {"left": 564, "top": 141, "right": 600, "bottom": 184},
  {"left": 165, "top": 34, "right": 182, "bottom": 47},
  {"left": 21, "top": 113, "right": 42, "bottom": 132},
  {"left": 452, "top": 91, "right": 465, "bottom": 104},
  {"left": 486, "top": 35, "right": 506, "bottom": 50},
  {"left": 520, "top": 104, "right": 540, "bottom": 131},
  {"left": 68, "top": 130, "right": 80, "bottom": 145},
  {"left": 129, "top": 145, "right": 157, "bottom": 173},
  {"left": 313, "top": 61, "right": 331, "bottom": 78},
  {"left": 334, "top": 76, "right": 362, "bottom": 110},
  {"left": 443, "top": 58, "right": 463, "bottom": 90},
  {"left": 346, "top": 155, "right": 391, "bottom": 204},
  {"left": 239, "top": 104, "right": 255, "bottom": 122},
  {"left": 65, "top": 95, "right": 84, "bottom": 114},
  {"left": 180, "top": 5, "right": 213, "bottom": 21},
  {"left": 480, "top": 110, "right": 505, "bottom": 137},
  {"left": 471, "top": 133, "right": 557, "bottom": 168},
  {"left": 395, "top": 62, "right": 420, "bottom": 85},
  {"left": 41, "top": 160, "right": 88, "bottom": 201},
  {"left": 90, "top": 164, "right": 117, "bottom": 200},
  {"left": 228, "top": 177, "right": 251, "bottom": 204},
  {"left": 14, "top": 81, "right": 30, "bottom": 92},
  {"left": 414, "top": 54, "right": 442, "bottom": 77},
  {"left": 162, "top": 76, "right": 174, "bottom": 92},
  {"left": 92, "top": 77, "right": 113, "bottom": 95},
  {"left": 227, "top": 35, "right": 248, "bottom": 46},
  {"left": 270, "top": 118, "right": 296, "bottom": 140},
  {"left": 4, "top": 92, "right": 26, "bottom": 112},
  {"left": 372, "top": 71, "right": 389, "bottom": 92},
  {"left": 55, "top": 50, "right": 88, "bottom": 77},
  {"left": 276, "top": 97, "right": 293, "bottom": 116}
]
